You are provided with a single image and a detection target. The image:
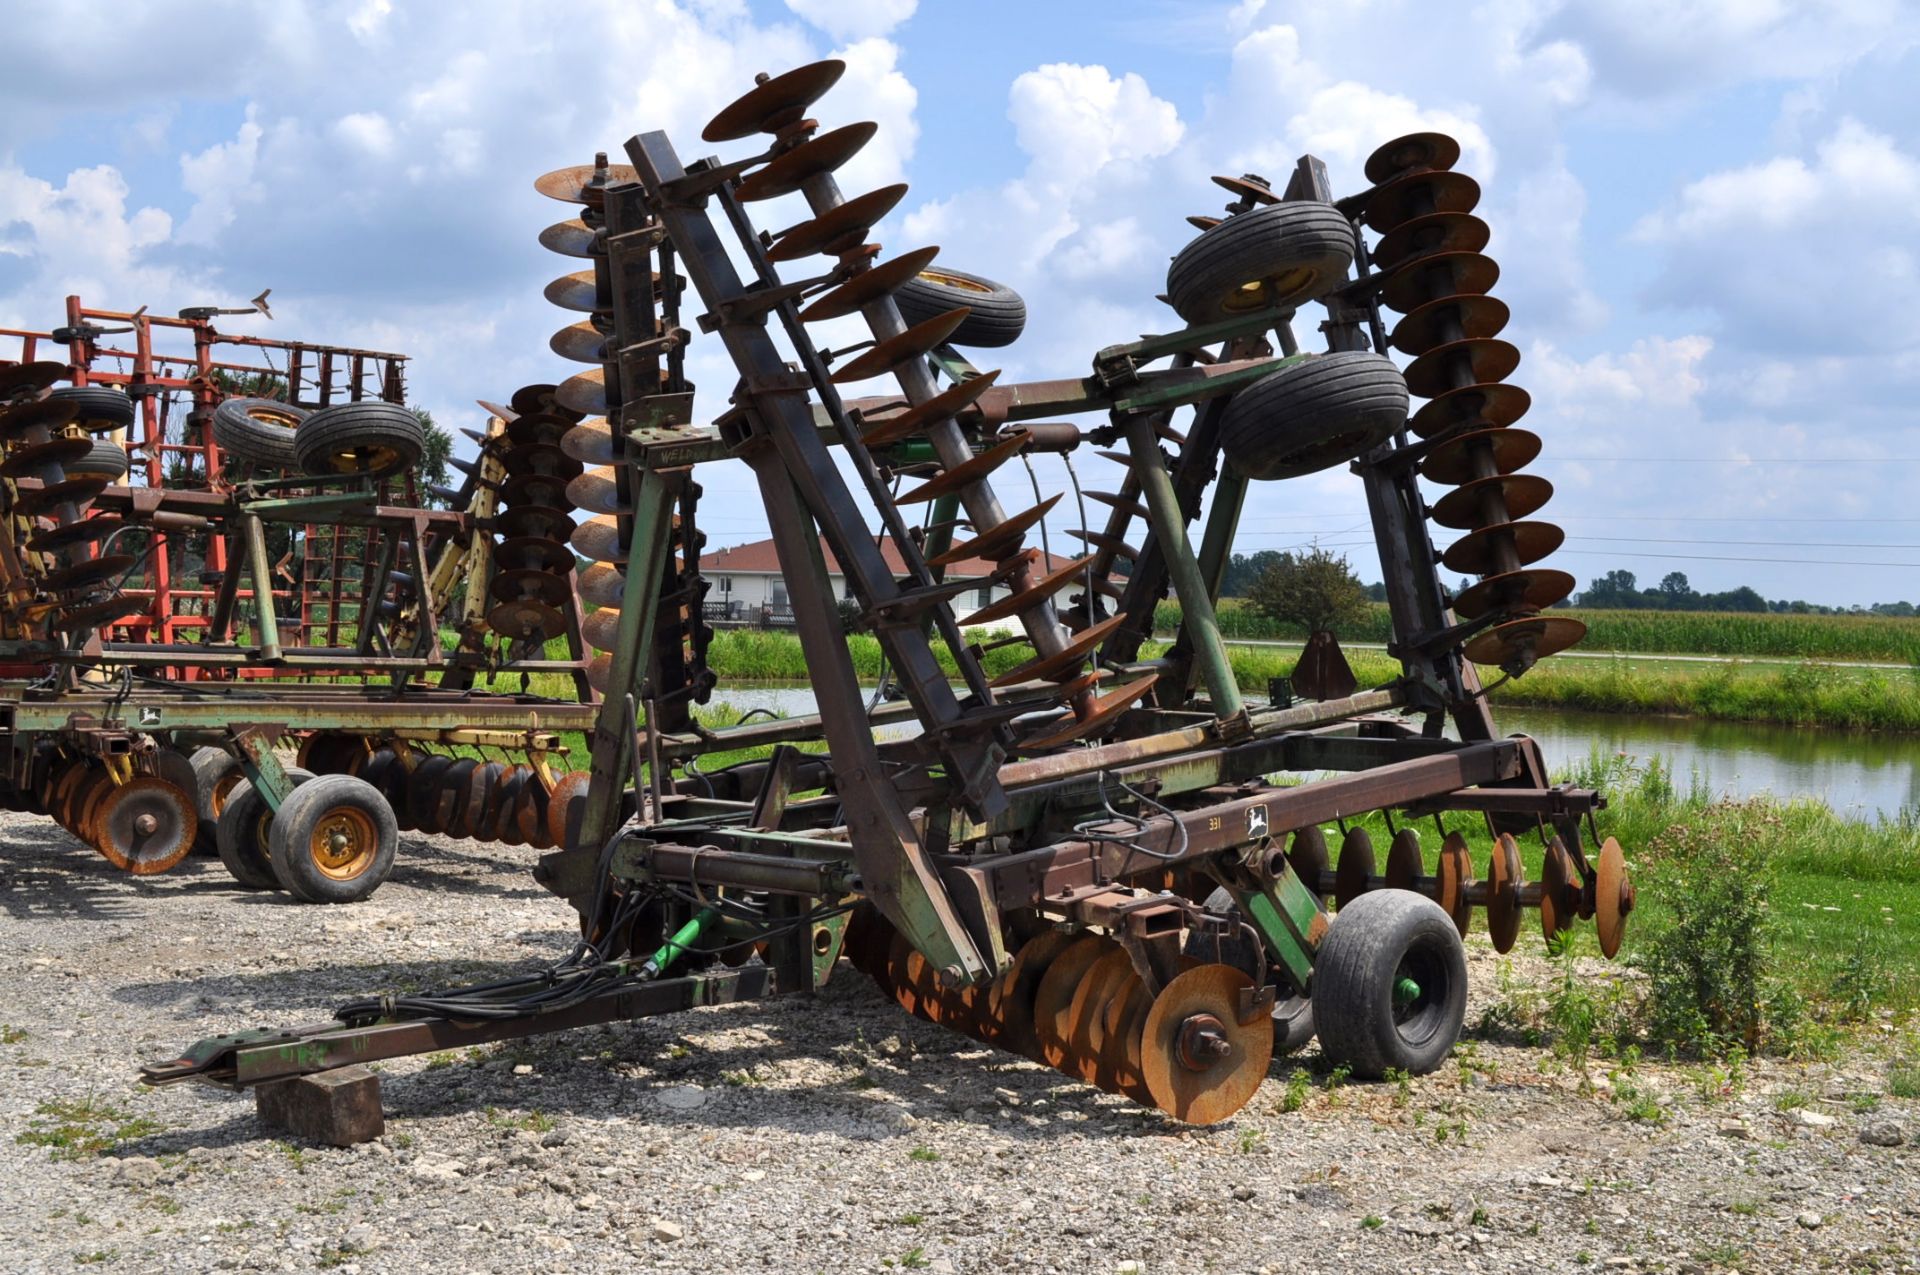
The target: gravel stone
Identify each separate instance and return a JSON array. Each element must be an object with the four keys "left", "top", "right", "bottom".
[{"left": 1859, "top": 1117, "right": 1905, "bottom": 1147}]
